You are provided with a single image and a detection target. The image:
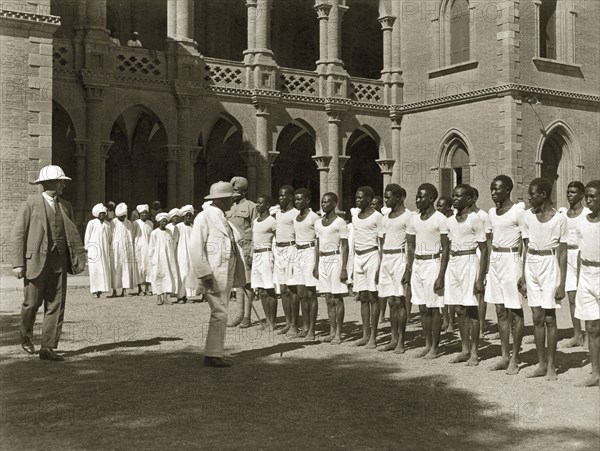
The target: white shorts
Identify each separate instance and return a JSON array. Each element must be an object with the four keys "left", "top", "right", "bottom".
[
  {"left": 525, "top": 254, "right": 561, "bottom": 310},
  {"left": 291, "top": 246, "right": 317, "bottom": 287},
  {"left": 575, "top": 265, "right": 600, "bottom": 321},
  {"left": 445, "top": 254, "right": 479, "bottom": 306},
  {"left": 317, "top": 253, "right": 348, "bottom": 295},
  {"left": 378, "top": 252, "right": 407, "bottom": 298},
  {"left": 411, "top": 258, "right": 444, "bottom": 308},
  {"left": 353, "top": 249, "right": 380, "bottom": 293},
  {"left": 485, "top": 250, "right": 523, "bottom": 309},
  {"left": 273, "top": 244, "right": 296, "bottom": 287},
  {"left": 251, "top": 249, "right": 274, "bottom": 290},
  {"left": 565, "top": 248, "right": 579, "bottom": 292}
]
